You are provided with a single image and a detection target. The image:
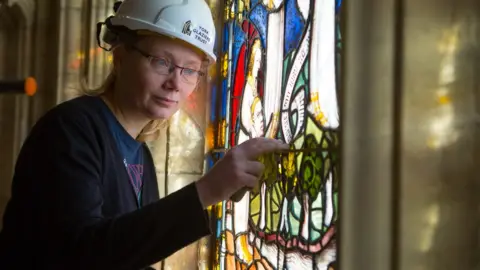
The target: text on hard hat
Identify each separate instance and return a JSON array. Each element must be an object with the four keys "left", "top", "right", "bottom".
[{"left": 193, "top": 26, "right": 211, "bottom": 45}]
